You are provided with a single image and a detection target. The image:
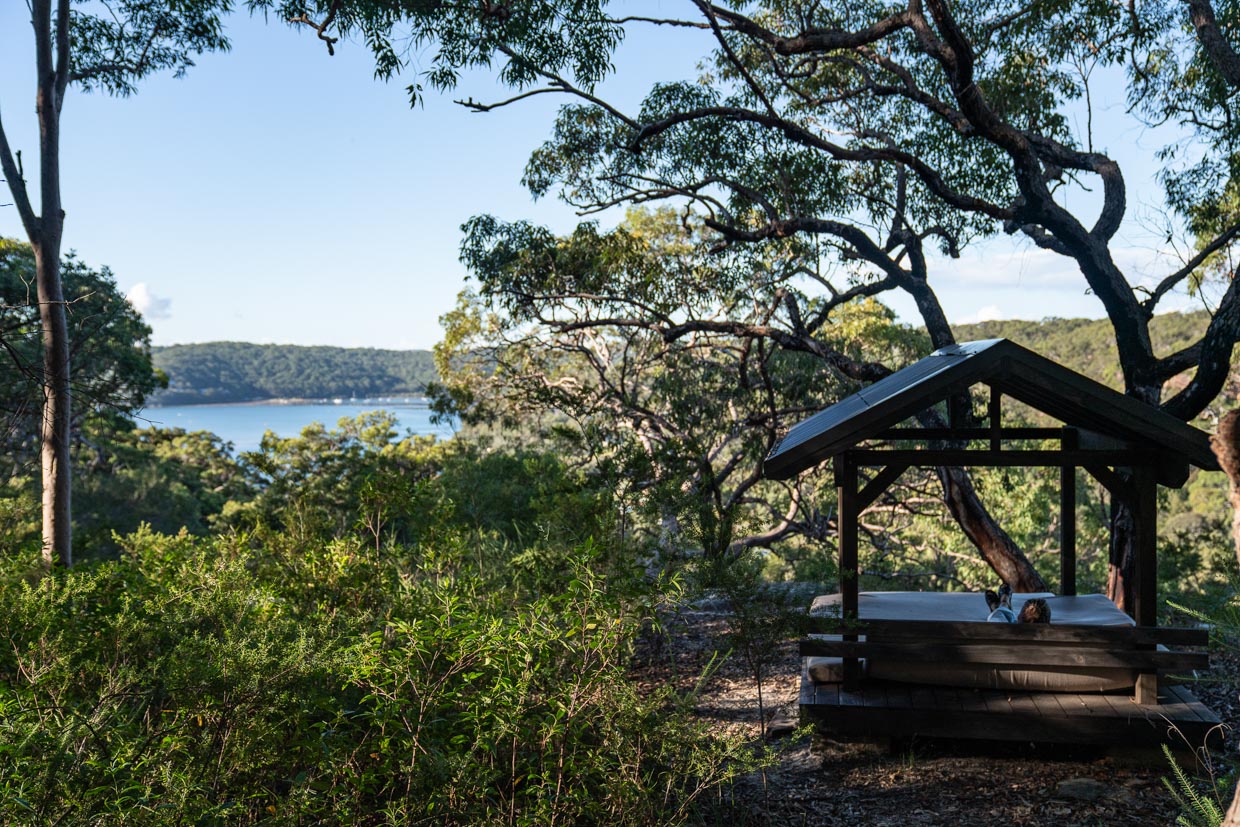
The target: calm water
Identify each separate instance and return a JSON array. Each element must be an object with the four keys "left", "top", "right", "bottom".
[{"left": 138, "top": 399, "right": 456, "bottom": 452}]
